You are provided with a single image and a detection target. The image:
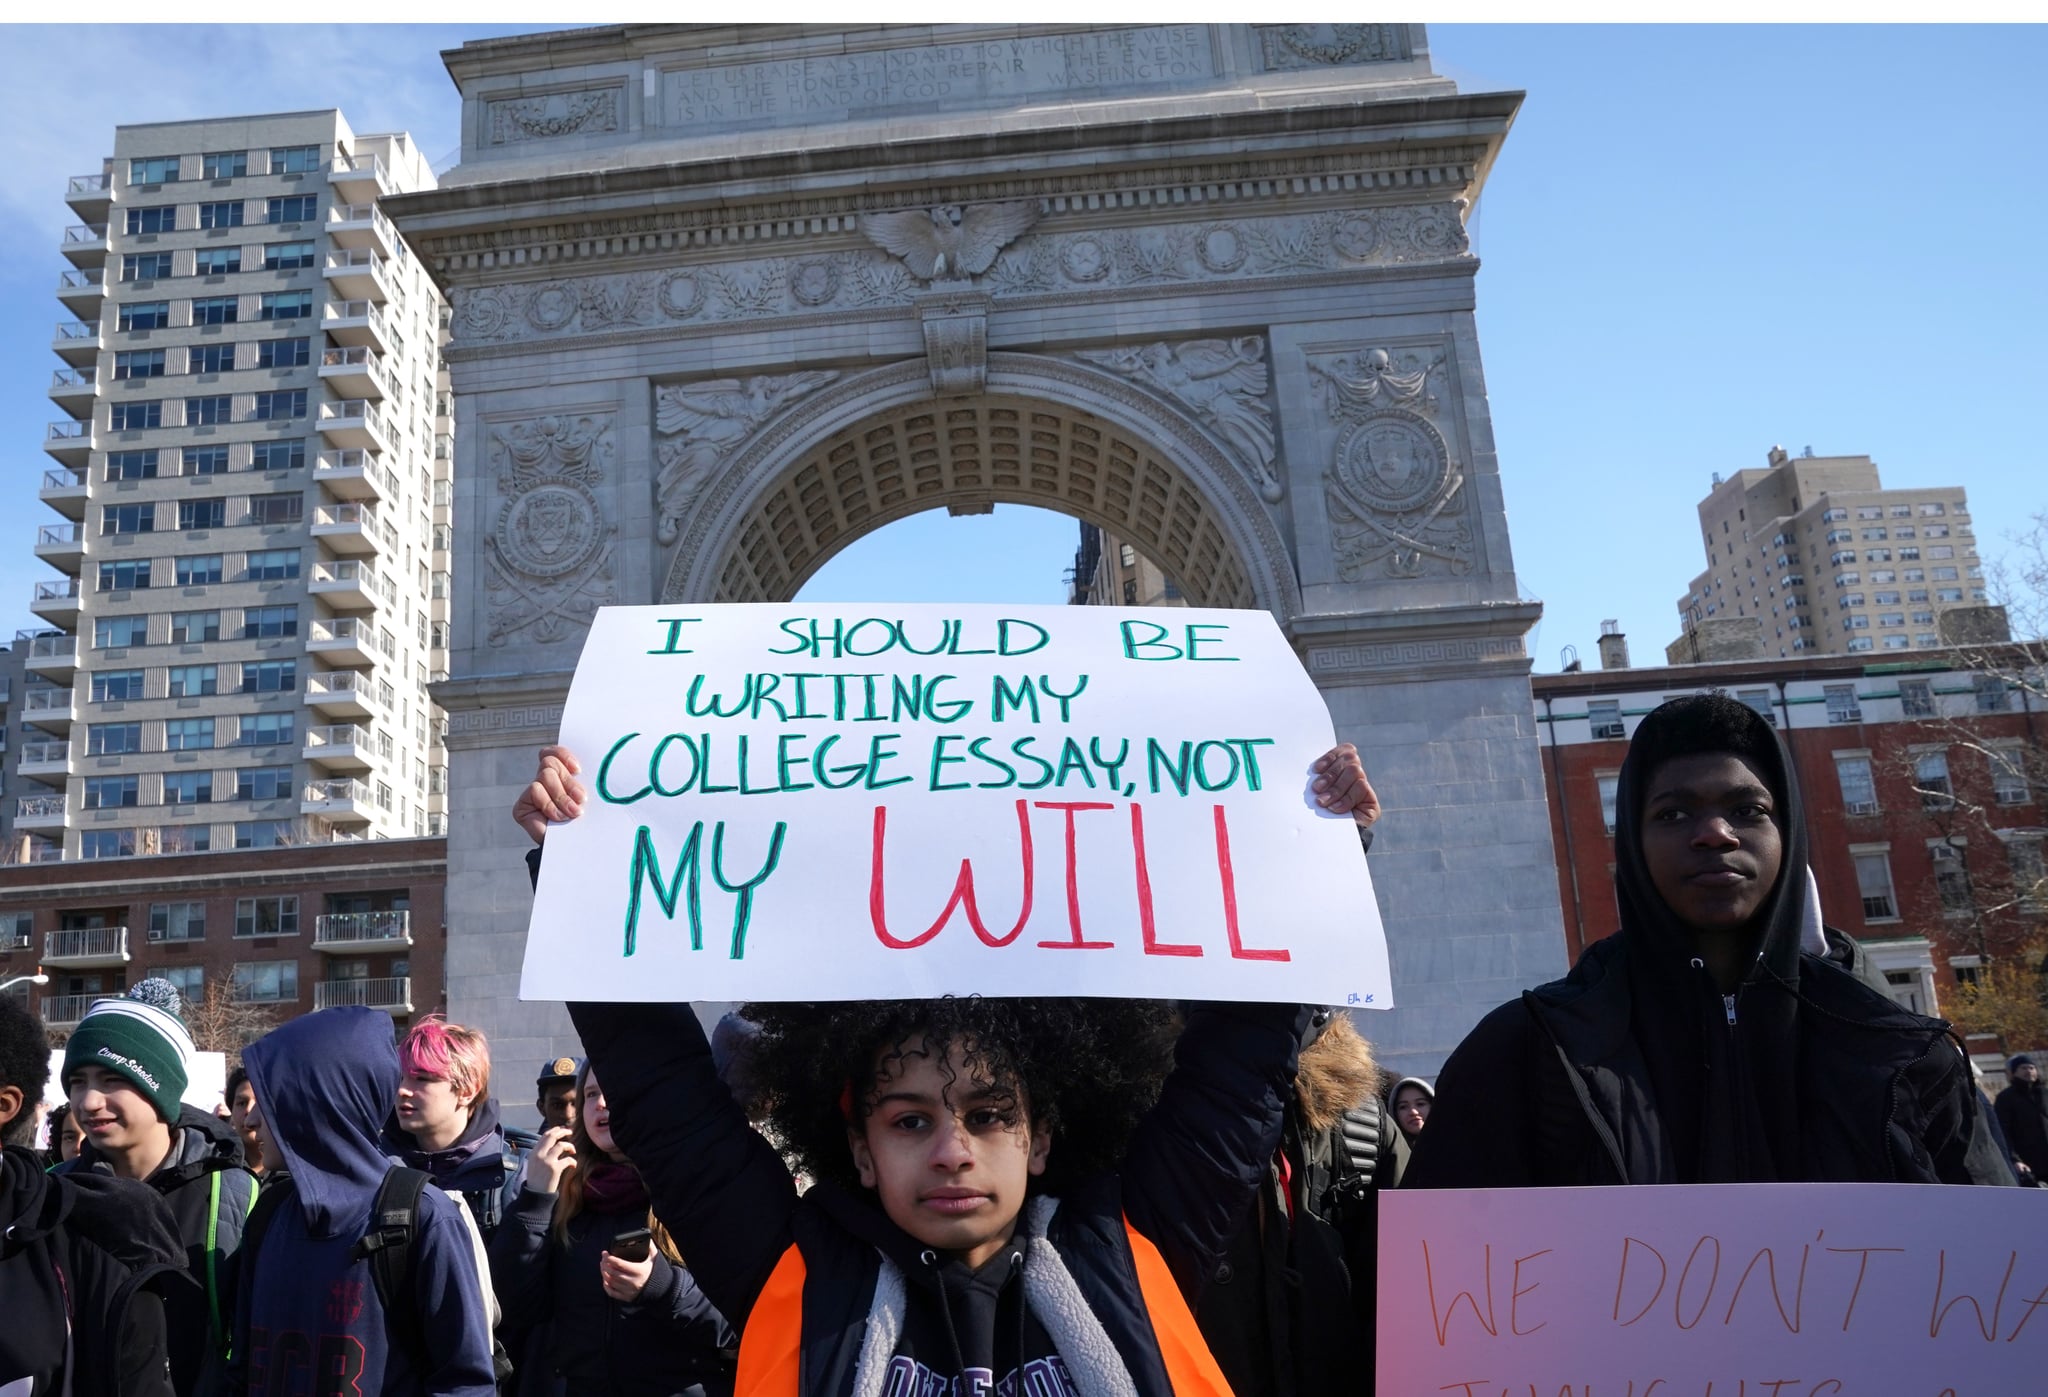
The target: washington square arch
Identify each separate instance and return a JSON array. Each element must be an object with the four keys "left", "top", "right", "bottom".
[{"left": 385, "top": 22, "right": 1568, "bottom": 1084}]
